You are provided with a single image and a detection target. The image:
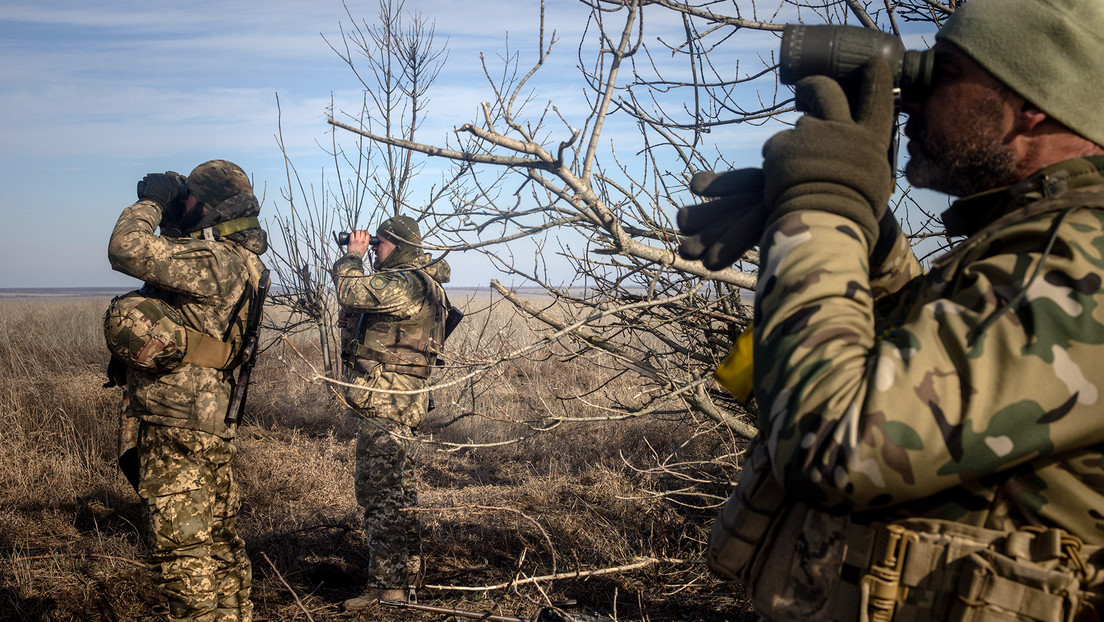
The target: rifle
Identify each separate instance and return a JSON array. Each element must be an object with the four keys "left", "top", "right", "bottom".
[
  {"left": 225, "top": 268, "right": 271, "bottom": 426},
  {"left": 379, "top": 599, "right": 609, "bottom": 622}
]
